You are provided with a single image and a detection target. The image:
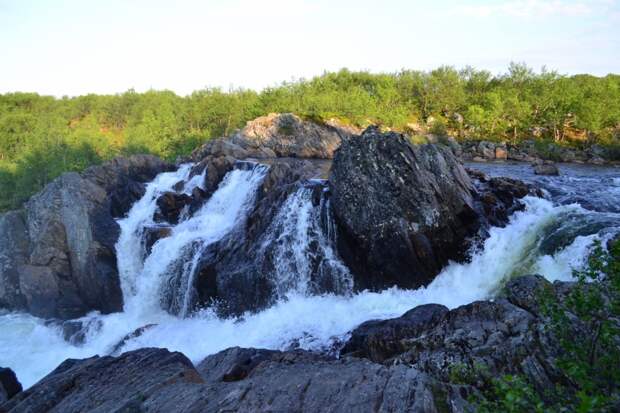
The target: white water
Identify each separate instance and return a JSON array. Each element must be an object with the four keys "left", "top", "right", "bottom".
[
  {"left": 261, "top": 185, "right": 353, "bottom": 297},
  {"left": 0, "top": 164, "right": 614, "bottom": 389}
]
